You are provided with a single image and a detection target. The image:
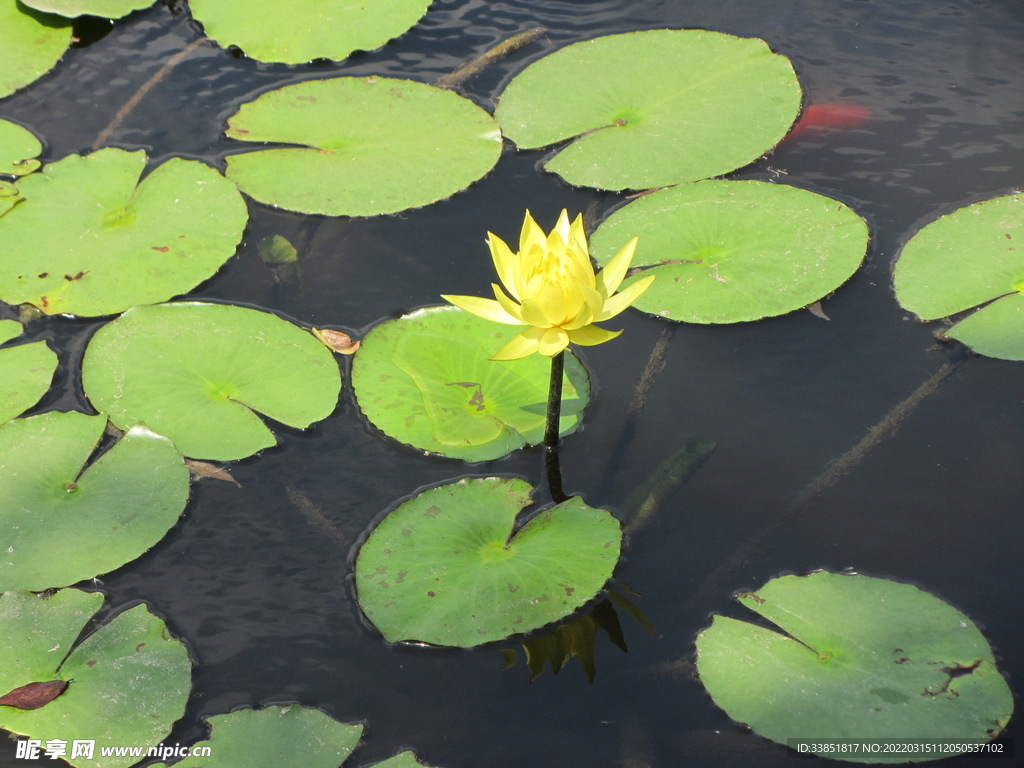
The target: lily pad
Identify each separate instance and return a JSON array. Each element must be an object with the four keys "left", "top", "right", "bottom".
[
  {"left": 189, "top": 0, "right": 430, "bottom": 64},
  {"left": 0, "top": 320, "right": 24, "bottom": 345},
  {"left": 495, "top": 29, "right": 802, "bottom": 191},
  {"left": 589, "top": 181, "right": 868, "bottom": 323},
  {"left": 0, "top": 590, "right": 191, "bottom": 768},
  {"left": 695, "top": 572, "right": 1013, "bottom": 762},
  {"left": 0, "top": 148, "right": 248, "bottom": 317},
  {"left": 350, "top": 306, "right": 588, "bottom": 462},
  {"left": 19, "top": 0, "right": 151, "bottom": 19},
  {"left": 356, "top": 477, "right": 622, "bottom": 647},
  {"left": 0, "top": 119, "right": 42, "bottom": 176},
  {"left": 0, "top": 0, "right": 72, "bottom": 99},
  {"left": 224, "top": 77, "right": 502, "bottom": 217},
  {"left": 165, "top": 706, "right": 363, "bottom": 768},
  {"left": 894, "top": 192, "right": 1024, "bottom": 360},
  {"left": 82, "top": 302, "right": 342, "bottom": 461},
  {"left": 0, "top": 329, "right": 58, "bottom": 424},
  {"left": 0, "top": 410, "right": 189, "bottom": 591}
]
